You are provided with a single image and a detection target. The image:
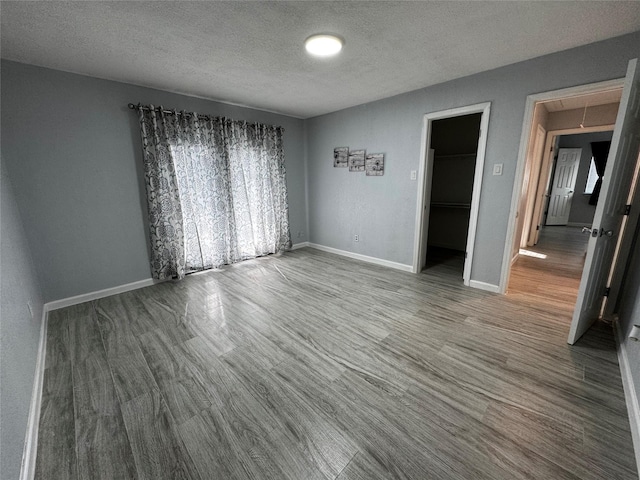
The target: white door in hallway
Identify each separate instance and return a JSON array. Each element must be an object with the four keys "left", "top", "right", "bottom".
[
  {"left": 568, "top": 58, "right": 640, "bottom": 345},
  {"left": 545, "top": 148, "right": 582, "bottom": 225}
]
